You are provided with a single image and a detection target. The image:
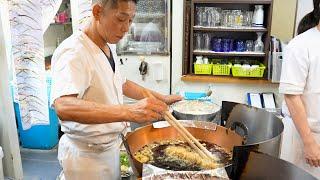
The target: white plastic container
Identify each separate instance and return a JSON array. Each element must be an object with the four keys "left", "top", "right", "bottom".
[{"left": 0, "top": 146, "right": 4, "bottom": 180}]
